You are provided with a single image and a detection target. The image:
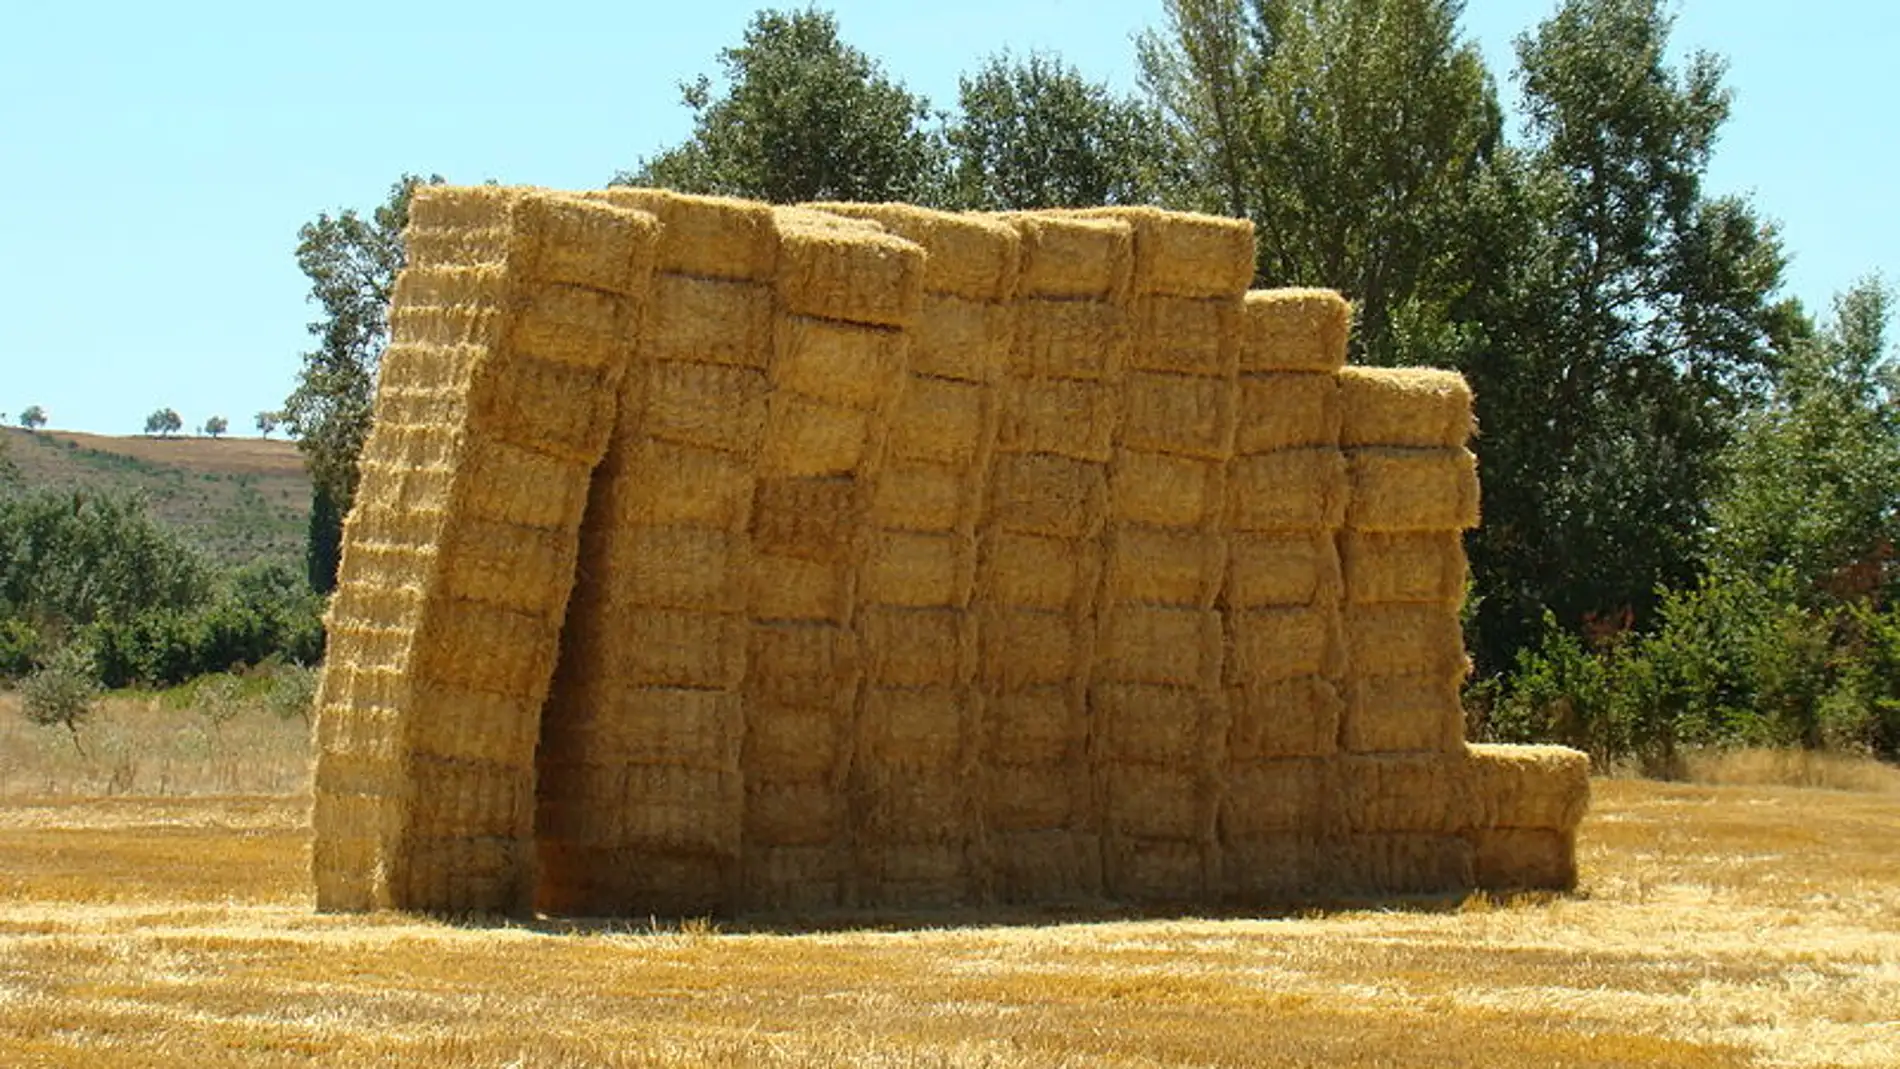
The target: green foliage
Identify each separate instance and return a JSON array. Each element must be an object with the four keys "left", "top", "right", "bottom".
[
  {"left": 19, "top": 405, "right": 46, "bottom": 430},
  {"left": 19, "top": 648, "right": 100, "bottom": 754},
  {"left": 144, "top": 408, "right": 183, "bottom": 437},
  {"left": 306, "top": 480, "right": 343, "bottom": 595},
  {"left": 0, "top": 617, "right": 41, "bottom": 678},
  {"left": 203, "top": 416, "right": 228, "bottom": 439},
  {"left": 86, "top": 561, "right": 324, "bottom": 690},
  {"left": 947, "top": 52, "right": 1179, "bottom": 211},
  {"left": 0, "top": 489, "right": 212, "bottom": 631},
  {"left": 262, "top": 660, "right": 319, "bottom": 725},
  {"left": 255, "top": 411, "right": 280, "bottom": 438},
  {"left": 625, "top": 10, "right": 943, "bottom": 204}
]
